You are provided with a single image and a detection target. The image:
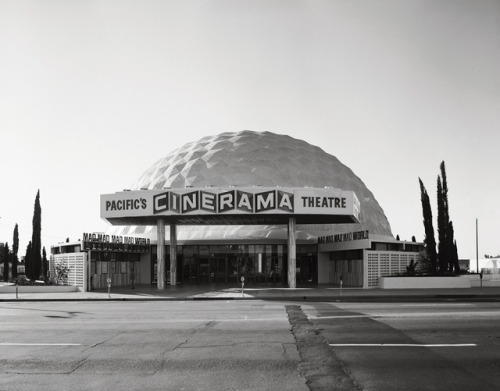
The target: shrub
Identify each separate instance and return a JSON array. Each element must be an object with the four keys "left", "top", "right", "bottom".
[
  {"left": 55, "top": 263, "right": 70, "bottom": 285},
  {"left": 15, "top": 275, "right": 31, "bottom": 285},
  {"left": 406, "top": 259, "right": 419, "bottom": 276}
]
